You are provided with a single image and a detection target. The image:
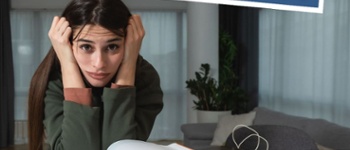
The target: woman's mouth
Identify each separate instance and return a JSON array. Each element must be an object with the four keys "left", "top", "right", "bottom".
[{"left": 86, "top": 71, "right": 110, "bottom": 80}]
